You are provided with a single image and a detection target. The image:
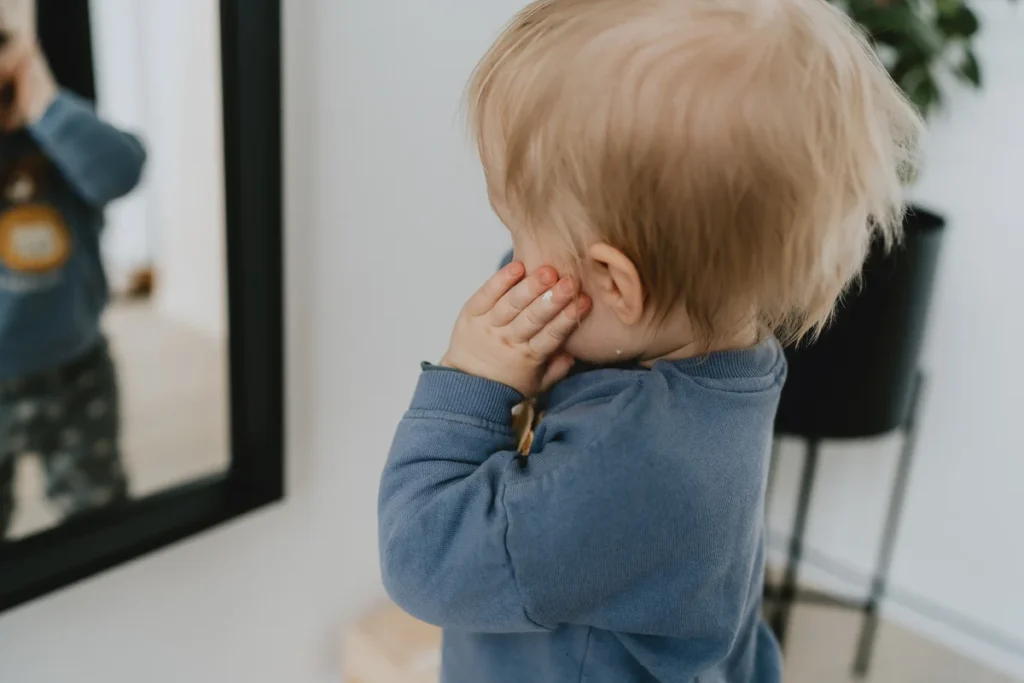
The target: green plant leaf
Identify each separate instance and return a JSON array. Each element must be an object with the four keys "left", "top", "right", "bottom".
[
  {"left": 937, "top": 5, "right": 981, "bottom": 38},
  {"left": 829, "top": 0, "right": 1014, "bottom": 118},
  {"left": 956, "top": 49, "right": 982, "bottom": 87},
  {"left": 900, "top": 64, "right": 942, "bottom": 115}
]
